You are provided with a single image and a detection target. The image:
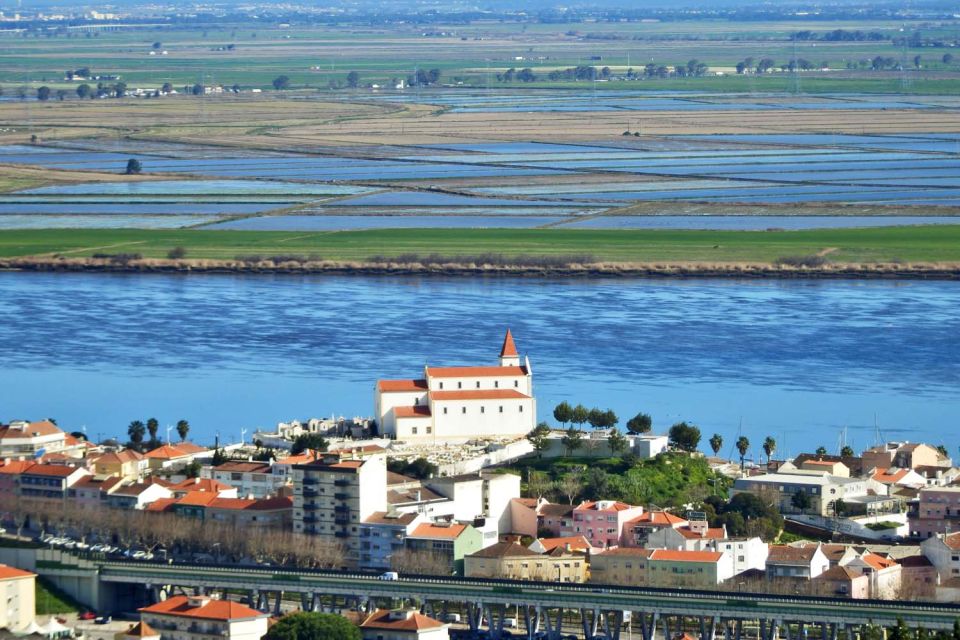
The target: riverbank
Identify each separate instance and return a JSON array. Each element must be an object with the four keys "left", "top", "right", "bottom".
[{"left": 3, "top": 255, "right": 960, "bottom": 279}]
